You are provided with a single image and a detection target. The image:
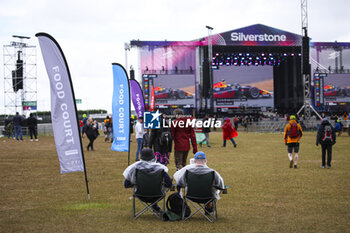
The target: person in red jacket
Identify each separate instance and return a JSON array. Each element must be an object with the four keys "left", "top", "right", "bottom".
[
  {"left": 171, "top": 109, "right": 198, "bottom": 170},
  {"left": 222, "top": 117, "right": 238, "bottom": 147}
]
